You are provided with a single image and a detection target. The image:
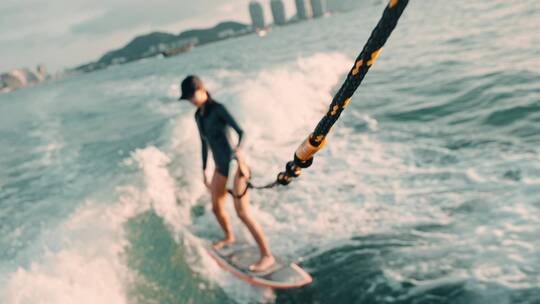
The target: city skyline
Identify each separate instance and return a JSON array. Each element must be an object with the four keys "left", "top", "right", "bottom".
[
  {"left": 311, "top": 0, "right": 326, "bottom": 18},
  {"left": 249, "top": 1, "right": 266, "bottom": 30},
  {"left": 249, "top": 0, "right": 328, "bottom": 29},
  {"left": 295, "top": 0, "right": 310, "bottom": 20},
  {"left": 271, "top": 0, "right": 287, "bottom": 26}
]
